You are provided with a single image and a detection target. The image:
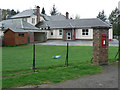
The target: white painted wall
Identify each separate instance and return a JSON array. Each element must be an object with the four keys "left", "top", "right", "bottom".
[
  {"left": 0, "top": 29, "right": 4, "bottom": 37},
  {"left": 27, "top": 15, "right": 37, "bottom": 26},
  {"left": 109, "top": 28, "right": 113, "bottom": 40},
  {"left": 47, "top": 29, "right": 63, "bottom": 39},
  {"left": 46, "top": 28, "right": 113, "bottom": 40},
  {"left": 76, "top": 29, "right": 93, "bottom": 39},
  {"left": 40, "top": 16, "right": 45, "bottom": 21},
  {"left": 76, "top": 28, "right": 113, "bottom": 40},
  {"left": 27, "top": 15, "right": 45, "bottom": 26}
]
